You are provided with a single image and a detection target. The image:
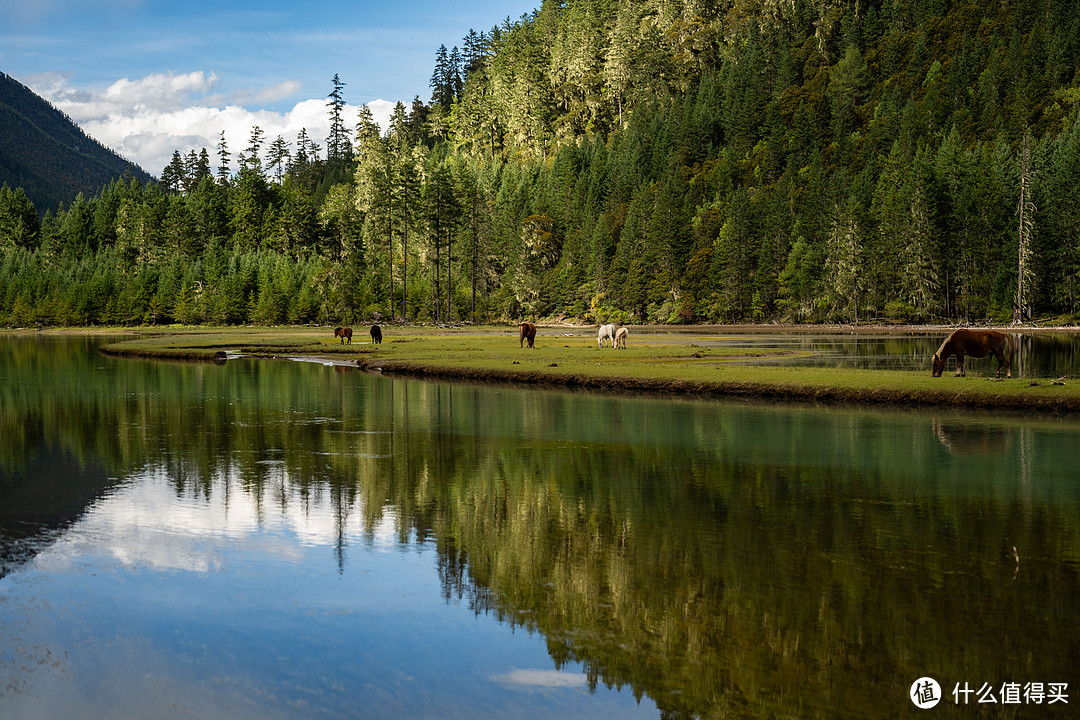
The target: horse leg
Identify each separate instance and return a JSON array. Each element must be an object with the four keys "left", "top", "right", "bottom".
[
  {"left": 955, "top": 353, "right": 965, "bottom": 377},
  {"left": 995, "top": 350, "right": 1011, "bottom": 378}
]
